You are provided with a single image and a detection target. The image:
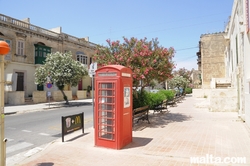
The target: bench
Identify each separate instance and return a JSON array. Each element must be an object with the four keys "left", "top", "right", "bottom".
[
  {"left": 153, "top": 99, "right": 167, "bottom": 113},
  {"left": 167, "top": 97, "right": 177, "bottom": 107},
  {"left": 133, "top": 105, "right": 150, "bottom": 124}
]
